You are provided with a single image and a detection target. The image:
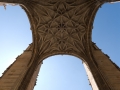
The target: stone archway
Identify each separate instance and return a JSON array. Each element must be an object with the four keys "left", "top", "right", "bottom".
[{"left": 0, "top": 0, "right": 120, "bottom": 90}]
